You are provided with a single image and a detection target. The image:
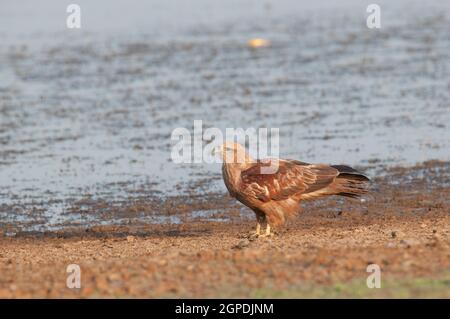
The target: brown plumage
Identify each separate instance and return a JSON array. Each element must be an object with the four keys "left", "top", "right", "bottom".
[{"left": 214, "top": 142, "right": 370, "bottom": 237}]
